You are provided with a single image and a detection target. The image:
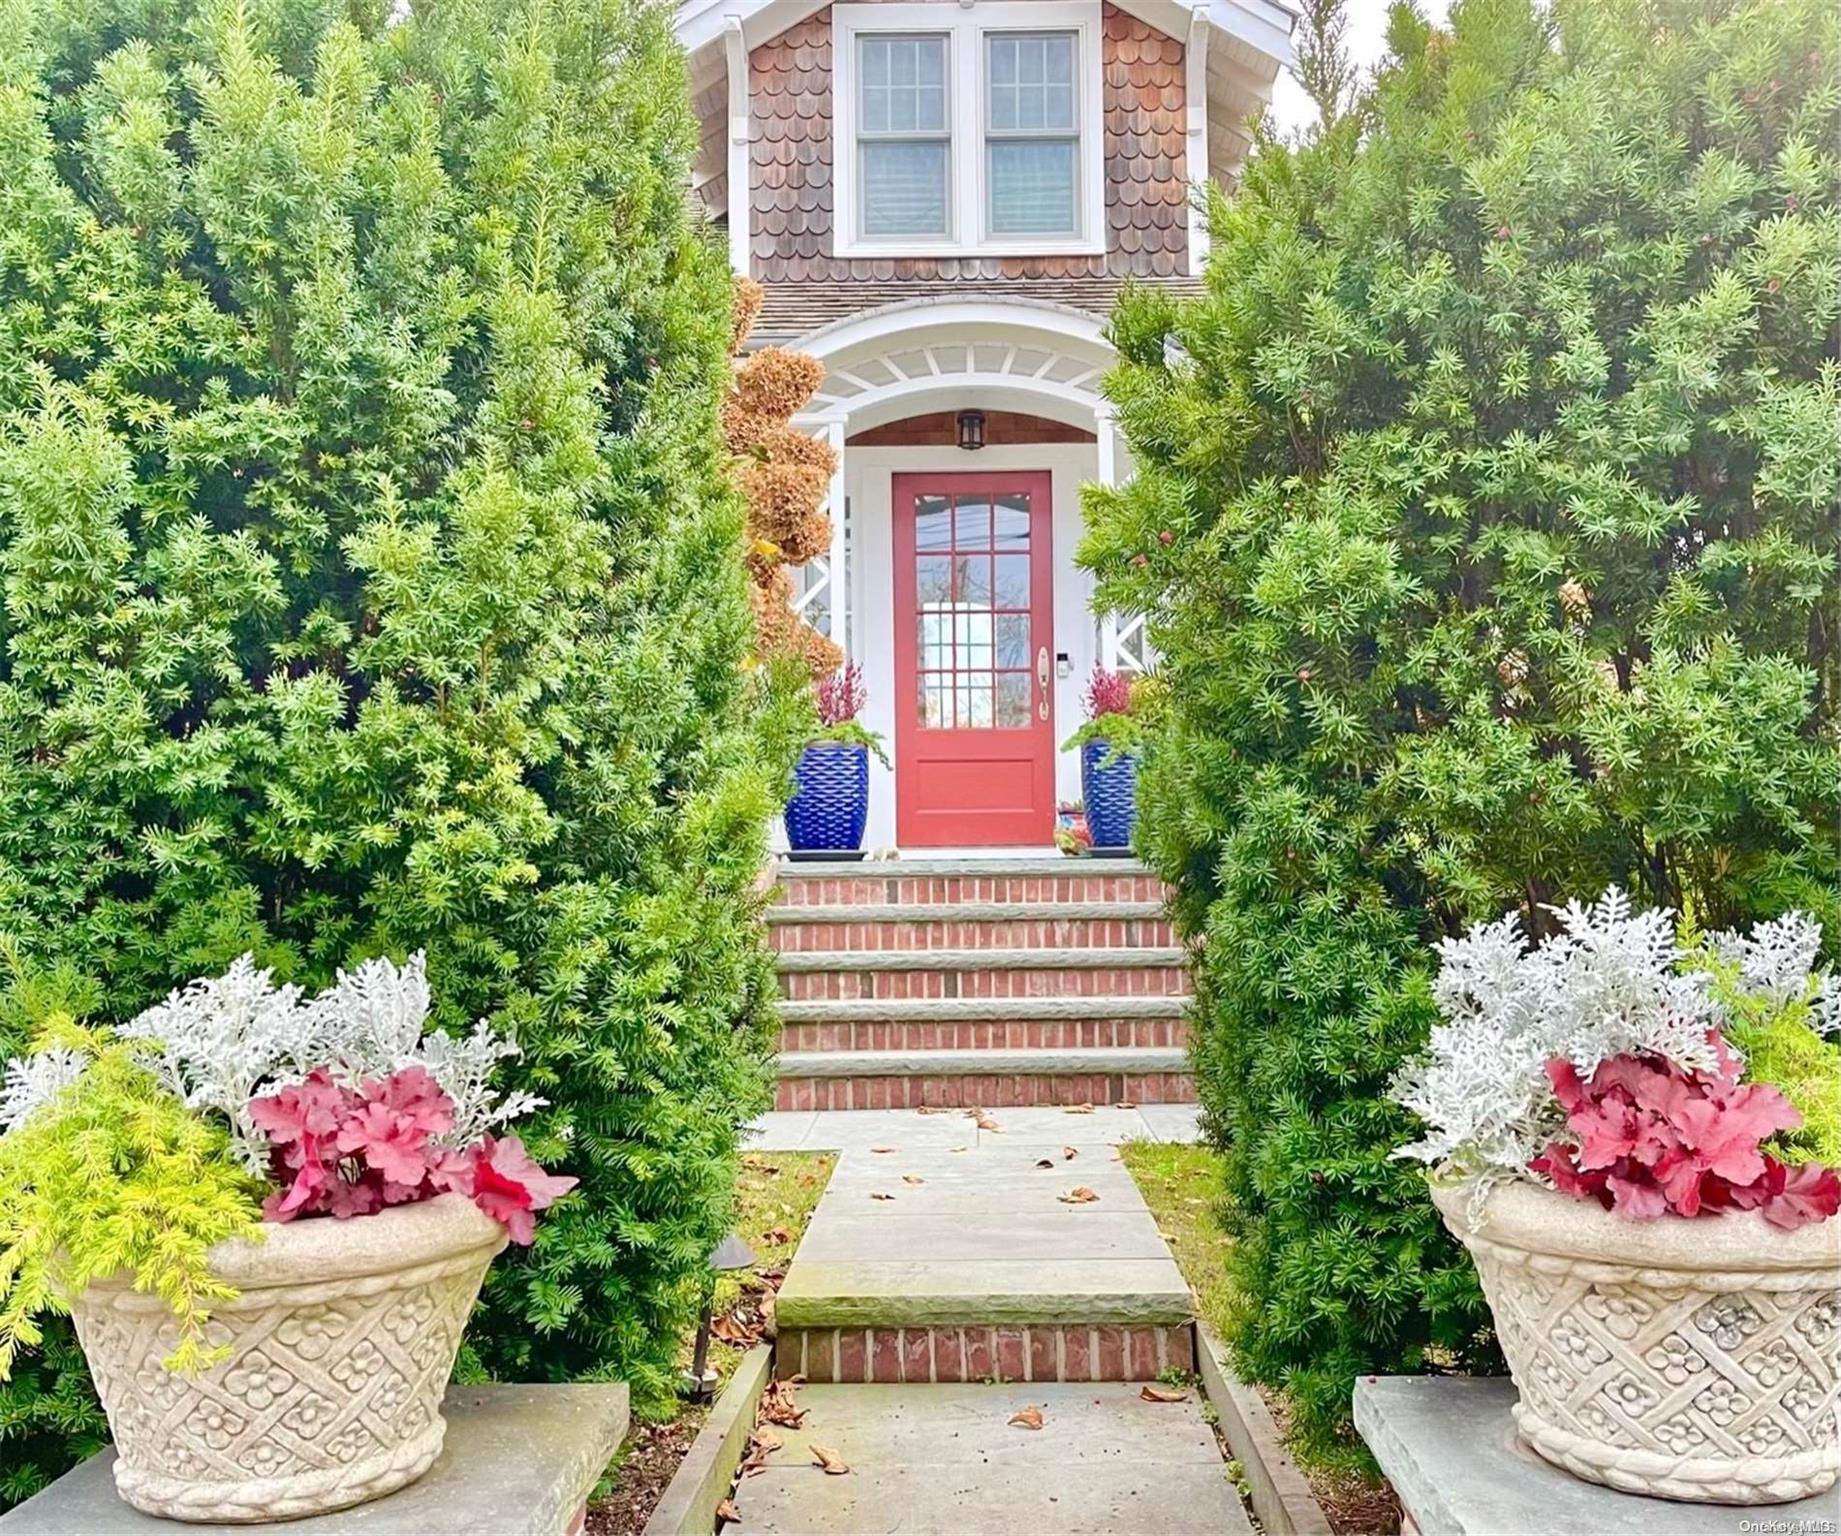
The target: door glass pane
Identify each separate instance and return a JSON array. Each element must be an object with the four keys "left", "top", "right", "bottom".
[
  {"left": 996, "top": 672, "right": 1031, "bottom": 727},
  {"left": 915, "top": 496, "right": 952, "bottom": 550},
  {"left": 960, "top": 611, "right": 992, "bottom": 671},
  {"left": 918, "top": 612, "right": 950, "bottom": 669},
  {"left": 953, "top": 554, "right": 990, "bottom": 606},
  {"left": 915, "top": 554, "right": 951, "bottom": 606},
  {"left": 995, "top": 612, "right": 1030, "bottom": 667},
  {"left": 965, "top": 674, "right": 994, "bottom": 728},
  {"left": 993, "top": 554, "right": 1029, "bottom": 610},
  {"left": 919, "top": 674, "right": 949, "bottom": 728},
  {"left": 953, "top": 496, "right": 992, "bottom": 548},
  {"left": 993, "top": 495, "right": 1030, "bottom": 549}
]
